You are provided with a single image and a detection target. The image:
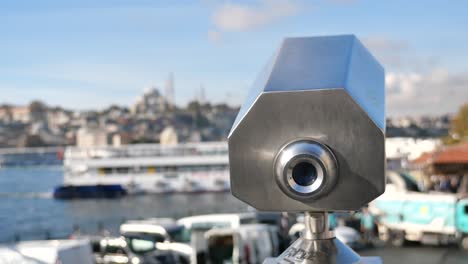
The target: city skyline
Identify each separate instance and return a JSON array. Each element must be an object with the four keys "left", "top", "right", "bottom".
[{"left": 1, "top": 0, "right": 467, "bottom": 116}]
